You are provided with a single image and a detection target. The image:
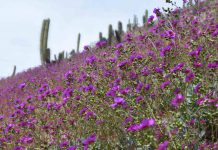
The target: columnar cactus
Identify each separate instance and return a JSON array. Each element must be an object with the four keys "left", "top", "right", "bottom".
[
  {"left": 127, "top": 19, "right": 132, "bottom": 32},
  {"left": 99, "top": 32, "right": 103, "bottom": 41},
  {"left": 133, "top": 15, "right": 138, "bottom": 30},
  {"left": 58, "top": 51, "right": 65, "bottom": 61},
  {"left": 143, "top": 9, "right": 149, "bottom": 27},
  {"left": 115, "top": 30, "right": 121, "bottom": 43},
  {"left": 115, "top": 21, "right": 124, "bottom": 43},
  {"left": 11, "top": 65, "right": 16, "bottom": 77},
  {"left": 118, "top": 21, "right": 124, "bottom": 35},
  {"left": 40, "top": 19, "right": 50, "bottom": 65},
  {"left": 45, "top": 48, "right": 50, "bottom": 64},
  {"left": 99, "top": 32, "right": 107, "bottom": 42},
  {"left": 108, "top": 24, "right": 114, "bottom": 45},
  {"left": 77, "top": 33, "right": 81, "bottom": 53}
]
